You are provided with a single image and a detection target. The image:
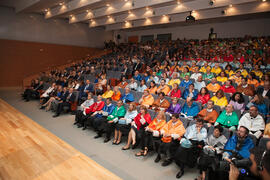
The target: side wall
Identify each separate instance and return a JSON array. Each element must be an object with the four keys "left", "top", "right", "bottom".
[
  {"left": 0, "top": 6, "right": 113, "bottom": 48},
  {"left": 119, "top": 18, "right": 270, "bottom": 42},
  {"left": 0, "top": 39, "right": 104, "bottom": 87}
]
